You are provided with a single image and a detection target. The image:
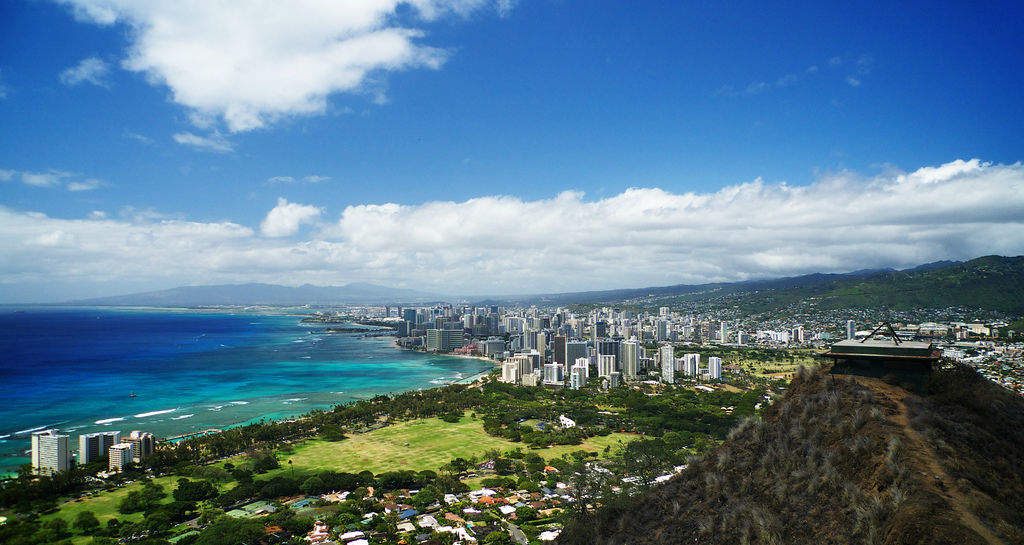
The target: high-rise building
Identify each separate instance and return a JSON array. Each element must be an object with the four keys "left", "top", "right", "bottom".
[
  {"left": 79, "top": 431, "right": 120, "bottom": 465},
  {"left": 708, "top": 356, "right": 722, "bottom": 380},
  {"left": 737, "top": 331, "right": 749, "bottom": 345},
  {"left": 402, "top": 308, "right": 417, "bottom": 324},
  {"left": 596, "top": 339, "right": 620, "bottom": 369},
  {"left": 543, "top": 362, "right": 564, "bottom": 385},
  {"left": 846, "top": 320, "right": 856, "bottom": 340},
  {"left": 125, "top": 431, "right": 155, "bottom": 462},
  {"left": 660, "top": 352, "right": 675, "bottom": 383},
  {"left": 569, "top": 364, "right": 587, "bottom": 389},
  {"left": 426, "top": 329, "right": 464, "bottom": 352},
  {"left": 574, "top": 357, "right": 591, "bottom": 377},
  {"left": 592, "top": 321, "right": 608, "bottom": 341},
  {"left": 32, "top": 430, "right": 70, "bottom": 475},
  {"left": 482, "top": 337, "right": 506, "bottom": 356},
  {"left": 609, "top": 371, "right": 622, "bottom": 388},
  {"left": 108, "top": 443, "right": 134, "bottom": 471},
  {"left": 659, "top": 306, "right": 669, "bottom": 317},
  {"left": 720, "top": 322, "right": 728, "bottom": 343},
  {"left": 791, "top": 325, "right": 805, "bottom": 344},
  {"left": 682, "top": 353, "right": 700, "bottom": 376},
  {"left": 508, "top": 354, "right": 535, "bottom": 379},
  {"left": 620, "top": 340, "right": 640, "bottom": 381},
  {"left": 656, "top": 320, "right": 668, "bottom": 341},
  {"left": 501, "top": 361, "right": 520, "bottom": 383},
  {"left": 552, "top": 335, "right": 567, "bottom": 367},
  {"left": 564, "top": 341, "right": 587, "bottom": 372},
  {"left": 597, "top": 354, "right": 616, "bottom": 378}
]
